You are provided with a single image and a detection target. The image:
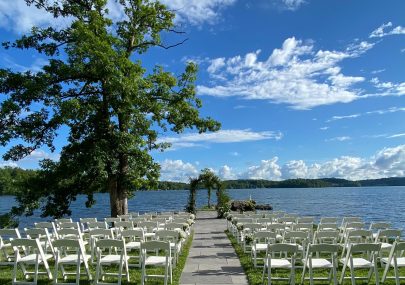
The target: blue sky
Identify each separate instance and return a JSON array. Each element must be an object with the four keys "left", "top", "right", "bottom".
[{"left": 0, "top": 0, "right": 404, "bottom": 182}]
